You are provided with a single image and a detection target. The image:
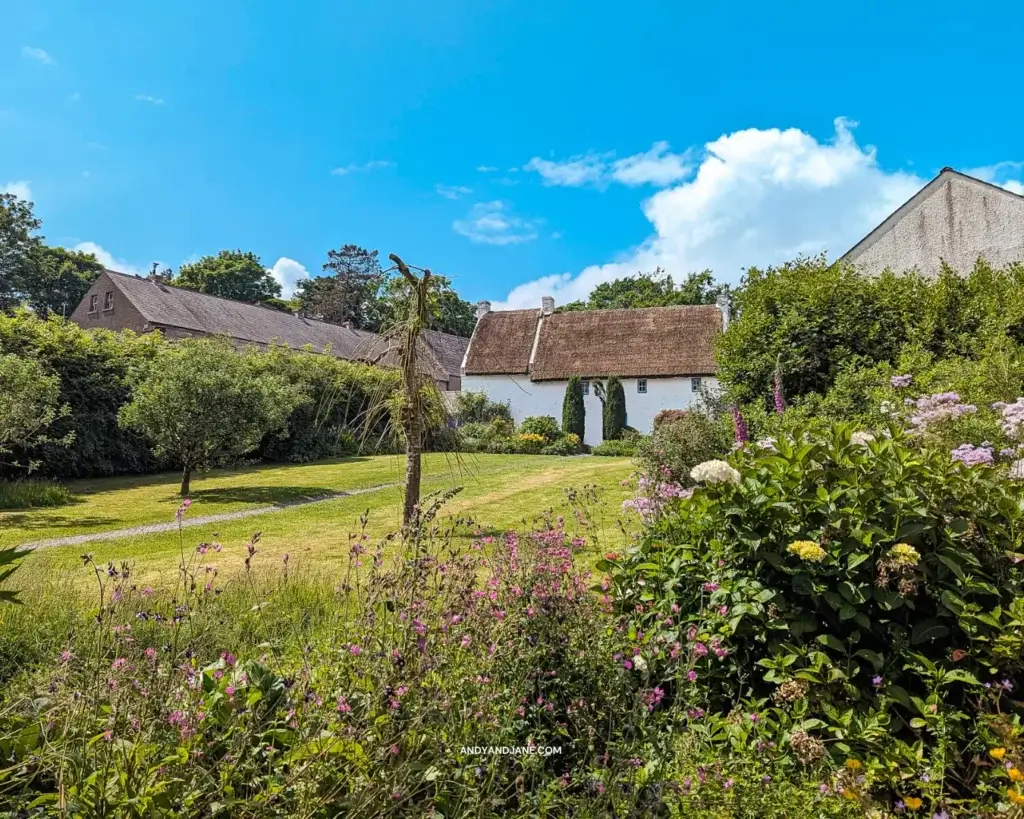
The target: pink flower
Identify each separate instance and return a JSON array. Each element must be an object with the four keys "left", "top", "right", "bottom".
[
  {"left": 336, "top": 696, "right": 352, "bottom": 714},
  {"left": 111, "top": 657, "right": 127, "bottom": 671},
  {"left": 225, "top": 686, "right": 236, "bottom": 697},
  {"left": 349, "top": 645, "right": 362, "bottom": 656},
  {"left": 686, "top": 670, "right": 697, "bottom": 682},
  {"left": 693, "top": 642, "right": 708, "bottom": 657},
  {"left": 59, "top": 649, "right": 72, "bottom": 664}
]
